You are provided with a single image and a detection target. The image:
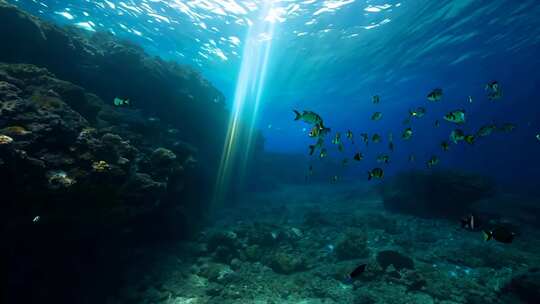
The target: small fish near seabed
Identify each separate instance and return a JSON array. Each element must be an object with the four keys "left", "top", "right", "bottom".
[
  {"left": 464, "top": 134, "right": 476, "bottom": 145},
  {"left": 360, "top": 133, "right": 369, "bottom": 146},
  {"left": 460, "top": 214, "right": 481, "bottom": 231},
  {"left": 346, "top": 130, "right": 354, "bottom": 143},
  {"left": 402, "top": 127, "right": 413, "bottom": 140},
  {"left": 308, "top": 125, "right": 321, "bottom": 138},
  {"left": 441, "top": 141, "right": 450, "bottom": 151},
  {"left": 294, "top": 110, "right": 324, "bottom": 126},
  {"left": 483, "top": 226, "right": 516, "bottom": 243},
  {"left": 309, "top": 124, "right": 331, "bottom": 138},
  {"left": 332, "top": 132, "right": 342, "bottom": 145},
  {"left": 353, "top": 152, "right": 363, "bottom": 161},
  {"left": 320, "top": 127, "right": 331, "bottom": 138},
  {"left": 113, "top": 97, "right": 130, "bottom": 107},
  {"left": 449, "top": 129, "right": 465, "bottom": 144},
  {"left": 434, "top": 120, "right": 440, "bottom": 128},
  {"left": 468, "top": 95, "right": 473, "bottom": 103},
  {"left": 377, "top": 154, "right": 390, "bottom": 164},
  {"left": 319, "top": 148, "right": 328, "bottom": 159},
  {"left": 536, "top": 134, "right": 540, "bottom": 142},
  {"left": 372, "top": 133, "right": 382, "bottom": 143},
  {"left": 368, "top": 168, "right": 384, "bottom": 180},
  {"left": 309, "top": 138, "right": 324, "bottom": 155},
  {"left": 33, "top": 215, "right": 41, "bottom": 224},
  {"left": 342, "top": 158, "right": 349, "bottom": 166},
  {"left": 331, "top": 175, "right": 340, "bottom": 183},
  {"left": 427, "top": 88, "right": 443, "bottom": 101},
  {"left": 408, "top": 154, "right": 415, "bottom": 162},
  {"left": 498, "top": 123, "right": 516, "bottom": 133},
  {"left": 444, "top": 109, "right": 466, "bottom": 124},
  {"left": 371, "top": 112, "right": 383, "bottom": 121},
  {"left": 485, "top": 81, "right": 502, "bottom": 100},
  {"left": 409, "top": 107, "right": 426, "bottom": 118},
  {"left": 427, "top": 156, "right": 439, "bottom": 168},
  {"left": 476, "top": 124, "right": 497, "bottom": 137},
  {"left": 372, "top": 95, "right": 380, "bottom": 104},
  {"left": 344, "top": 263, "right": 367, "bottom": 283}
]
